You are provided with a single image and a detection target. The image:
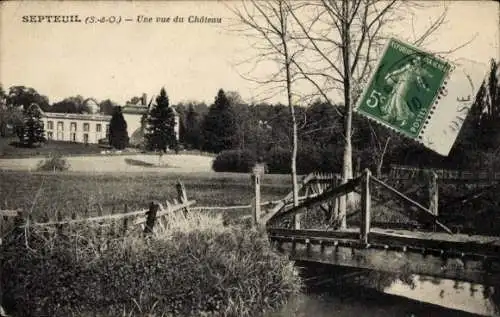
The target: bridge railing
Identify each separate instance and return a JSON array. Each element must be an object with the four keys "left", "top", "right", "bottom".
[
  {"left": 364, "top": 171, "right": 452, "bottom": 241},
  {"left": 389, "top": 164, "right": 500, "bottom": 183},
  {"left": 266, "top": 175, "right": 362, "bottom": 226},
  {"left": 268, "top": 169, "right": 453, "bottom": 244},
  {"left": 260, "top": 172, "right": 341, "bottom": 225}
]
